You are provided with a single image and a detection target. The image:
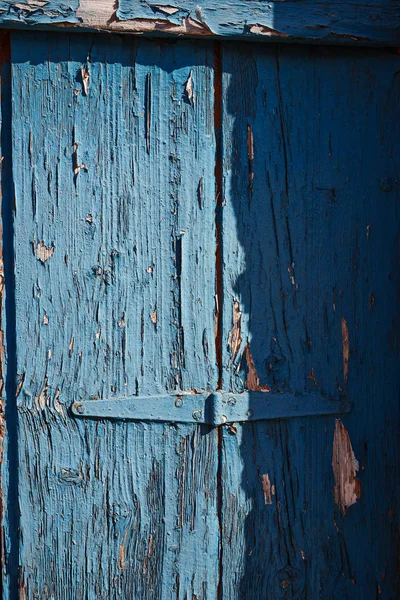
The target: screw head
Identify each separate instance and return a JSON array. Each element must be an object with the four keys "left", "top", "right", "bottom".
[
  {"left": 192, "top": 409, "right": 202, "bottom": 422},
  {"left": 246, "top": 408, "right": 254, "bottom": 418},
  {"left": 75, "top": 403, "right": 85, "bottom": 414},
  {"left": 174, "top": 397, "right": 183, "bottom": 408}
]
